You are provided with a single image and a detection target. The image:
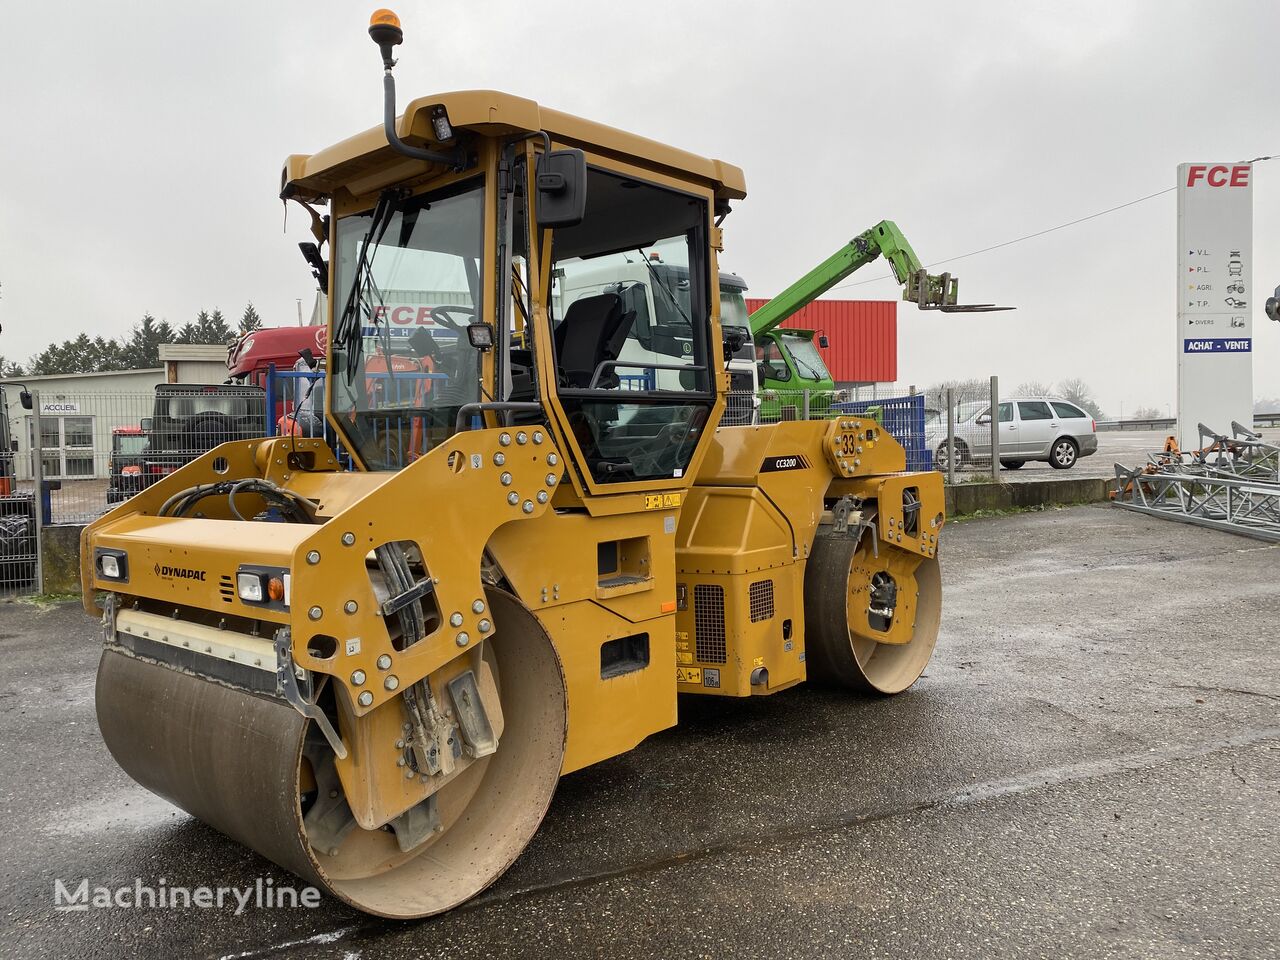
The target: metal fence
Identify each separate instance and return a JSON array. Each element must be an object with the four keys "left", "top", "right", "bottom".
[
  {"left": 926, "top": 378, "right": 1005, "bottom": 482},
  {"left": 21, "top": 388, "right": 272, "bottom": 529},
  {"left": 740, "top": 385, "right": 934, "bottom": 473},
  {"left": 0, "top": 442, "right": 38, "bottom": 597},
  {"left": 1, "top": 376, "right": 963, "bottom": 595},
  {"left": 747, "top": 378, "right": 1010, "bottom": 484}
]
